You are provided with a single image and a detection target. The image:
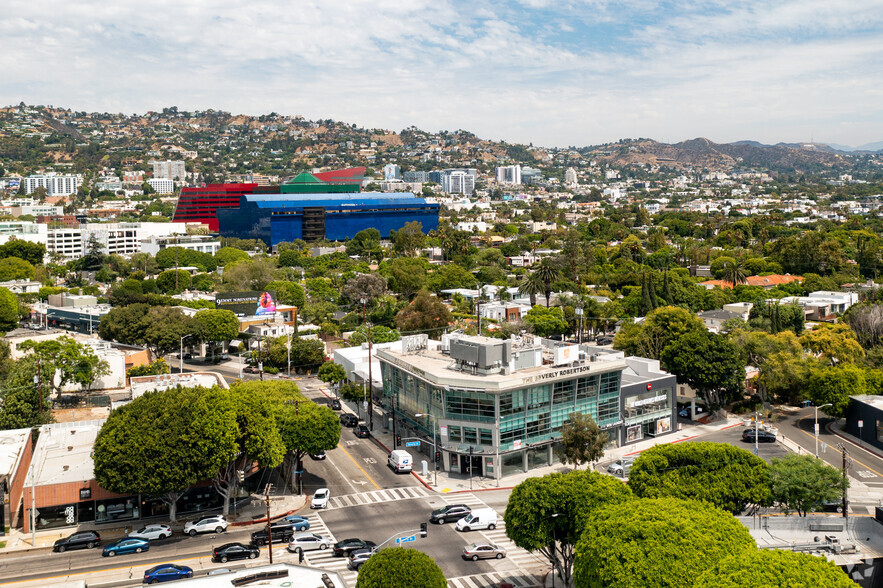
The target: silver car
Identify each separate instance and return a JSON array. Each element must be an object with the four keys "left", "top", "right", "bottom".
[
  {"left": 347, "top": 548, "right": 374, "bottom": 571},
  {"left": 128, "top": 524, "right": 172, "bottom": 541},
  {"left": 463, "top": 543, "right": 506, "bottom": 561},
  {"left": 287, "top": 532, "right": 330, "bottom": 553}
]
